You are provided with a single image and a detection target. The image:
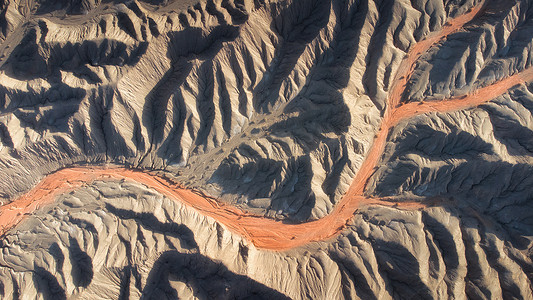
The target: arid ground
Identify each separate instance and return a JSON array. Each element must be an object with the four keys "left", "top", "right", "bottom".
[{"left": 1, "top": 0, "right": 533, "bottom": 298}]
